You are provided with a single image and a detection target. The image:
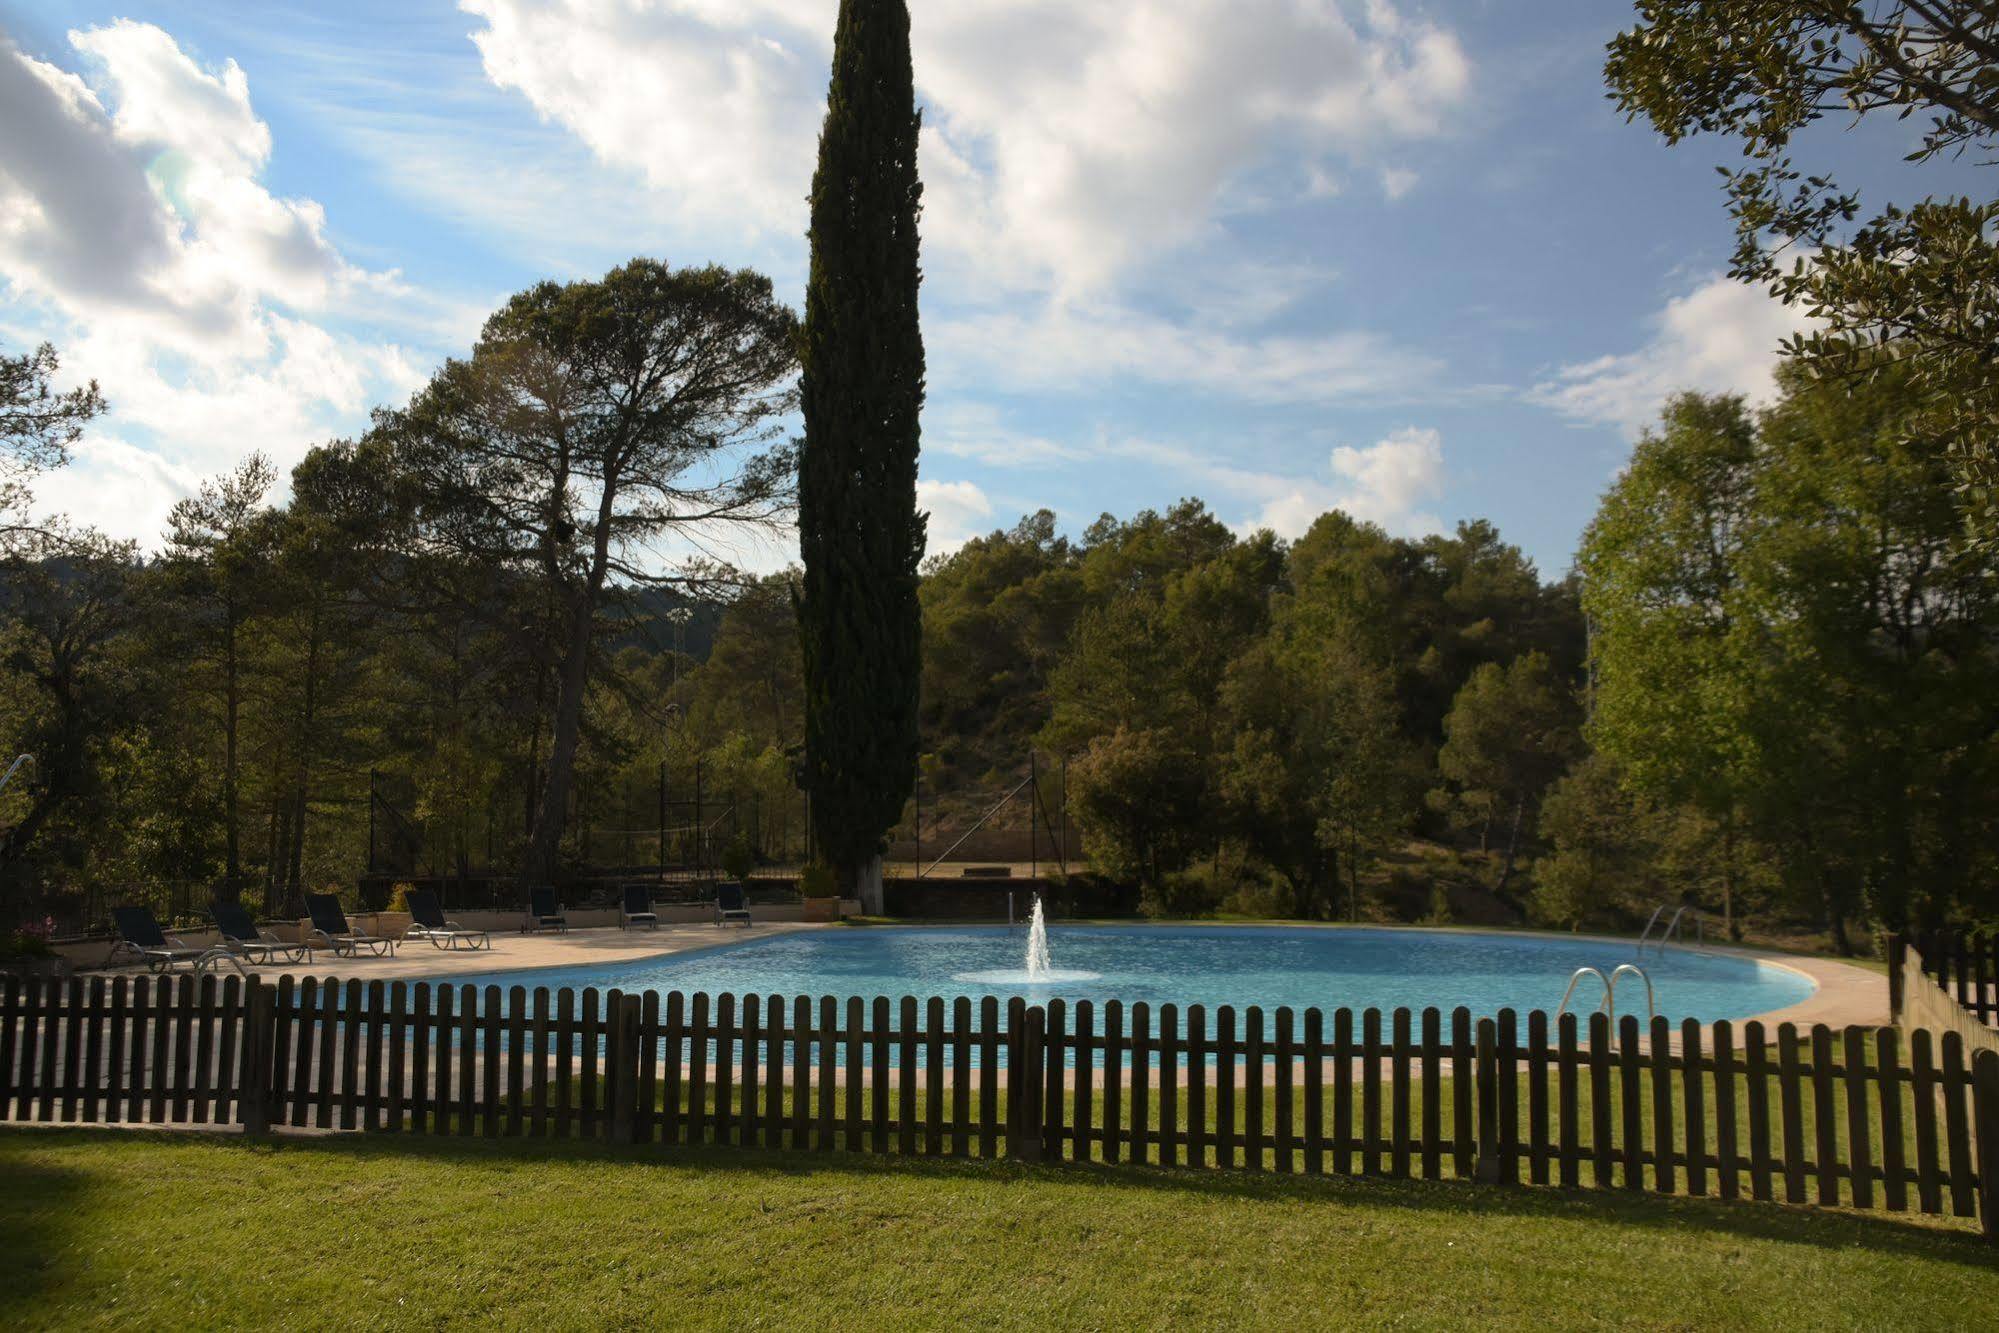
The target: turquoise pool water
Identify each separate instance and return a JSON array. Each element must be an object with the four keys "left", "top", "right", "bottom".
[{"left": 432, "top": 925, "right": 1813, "bottom": 1027}]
